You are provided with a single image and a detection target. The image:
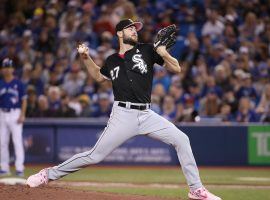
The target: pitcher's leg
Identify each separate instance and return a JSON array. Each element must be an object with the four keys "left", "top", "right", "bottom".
[
  {"left": 48, "top": 106, "right": 138, "bottom": 180},
  {"left": 139, "top": 110, "right": 202, "bottom": 190},
  {"left": 147, "top": 127, "right": 202, "bottom": 190}
]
